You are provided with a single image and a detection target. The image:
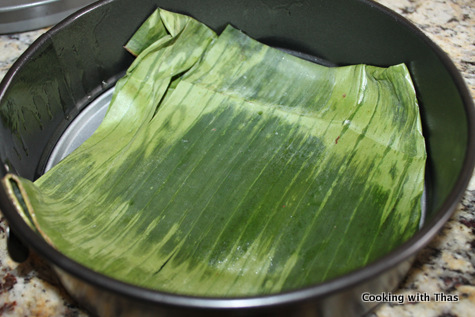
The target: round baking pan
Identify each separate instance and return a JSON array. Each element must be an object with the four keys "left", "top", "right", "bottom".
[{"left": 0, "top": 0, "right": 474, "bottom": 316}]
